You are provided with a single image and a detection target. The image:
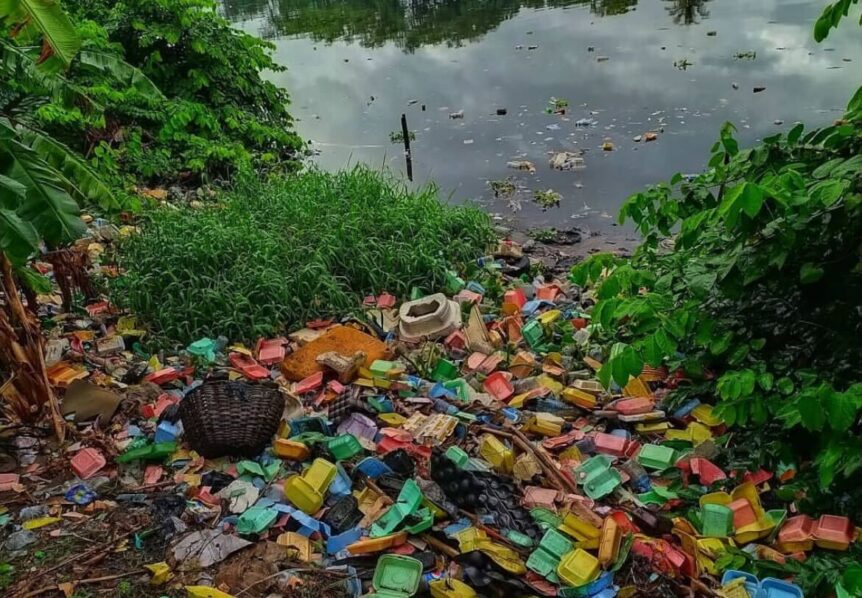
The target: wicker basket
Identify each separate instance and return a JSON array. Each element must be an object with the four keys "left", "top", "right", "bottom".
[{"left": 179, "top": 380, "right": 285, "bottom": 458}]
